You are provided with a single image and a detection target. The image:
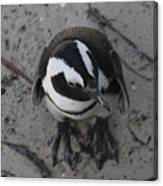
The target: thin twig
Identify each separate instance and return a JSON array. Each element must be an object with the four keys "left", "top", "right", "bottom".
[
  {"left": 121, "top": 59, "right": 152, "bottom": 81},
  {"left": 2, "top": 140, "right": 52, "bottom": 178},
  {"left": 127, "top": 124, "right": 147, "bottom": 146},
  {"left": 87, "top": 5, "right": 153, "bottom": 82},
  {"left": 87, "top": 5, "right": 153, "bottom": 64},
  {"left": 1, "top": 57, "right": 33, "bottom": 85}
]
